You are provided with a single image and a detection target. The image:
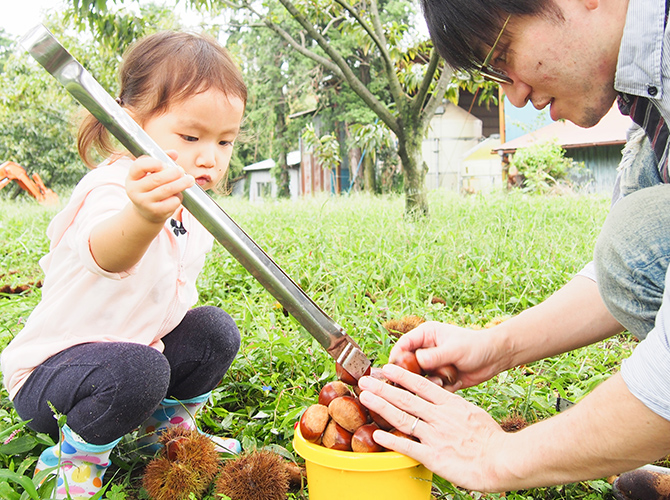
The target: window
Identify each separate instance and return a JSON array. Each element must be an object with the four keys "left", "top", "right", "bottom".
[{"left": 257, "top": 182, "right": 272, "bottom": 198}]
